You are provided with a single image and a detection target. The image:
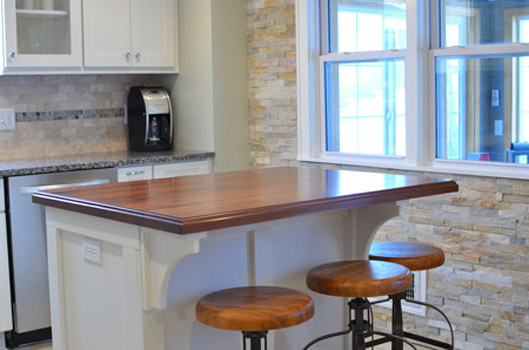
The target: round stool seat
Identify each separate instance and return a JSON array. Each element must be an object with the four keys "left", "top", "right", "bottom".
[
  {"left": 306, "top": 260, "right": 411, "bottom": 298},
  {"left": 369, "top": 241, "right": 445, "bottom": 271},
  {"left": 196, "top": 286, "right": 315, "bottom": 332}
]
